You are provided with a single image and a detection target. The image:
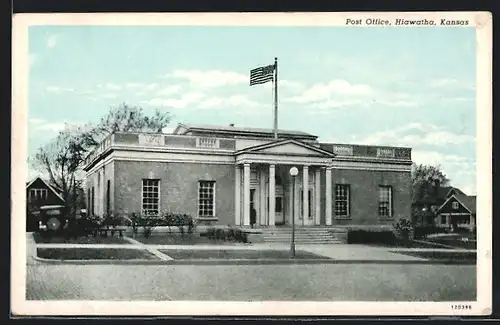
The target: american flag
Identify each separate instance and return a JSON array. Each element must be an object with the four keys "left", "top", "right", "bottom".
[{"left": 249, "top": 64, "right": 275, "bottom": 86}]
